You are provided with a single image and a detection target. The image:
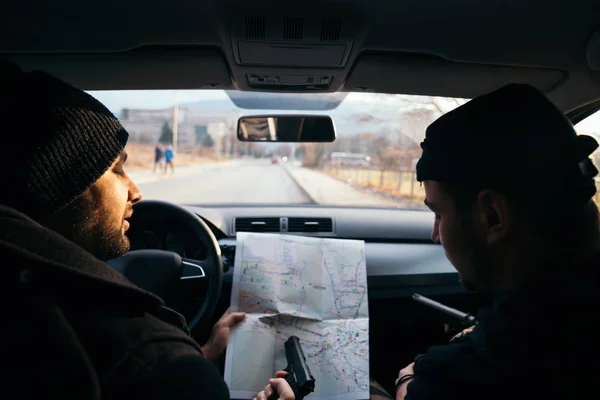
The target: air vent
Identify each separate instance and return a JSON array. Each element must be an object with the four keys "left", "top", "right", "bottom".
[
  {"left": 320, "top": 19, "right": 341, "bottom": 41},
  {"left": 245, "top": 16, "right": 266, "bottom": 39},
  {"left": 288, "top": 218, "right": 333, "bottom": 233},
  {"left": 235, "top": 217, "right": 280, "bottom": 233},
  {"left": 283, "top": 17, "right": 303, "bottom": 40}
]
